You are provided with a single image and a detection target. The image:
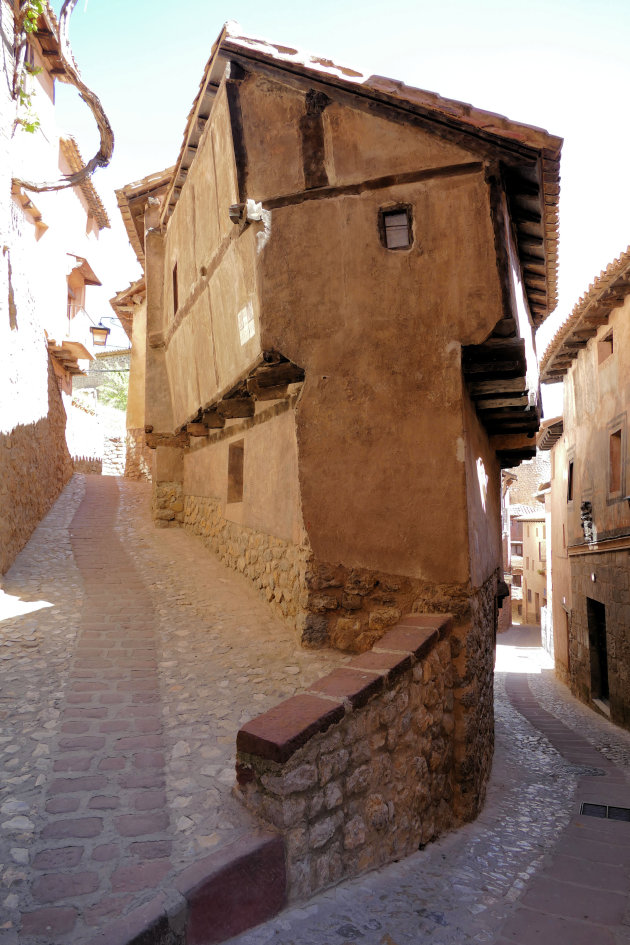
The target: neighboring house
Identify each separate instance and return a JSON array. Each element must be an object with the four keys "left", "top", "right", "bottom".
[
  {"left": 519, "top": 510, "right": 547, "bottom": 625},
  {"left": 540, "top": 246, "right": 630, "bottom": 730},
  {"left": 0, "top": 1, "right": 109, "bottom": 573},
  {"left": 500, "top": 452, "right": 550, "bottom": 626},
  {"left": 110, "top": 168, "right": 175, "bottom": 481}
]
